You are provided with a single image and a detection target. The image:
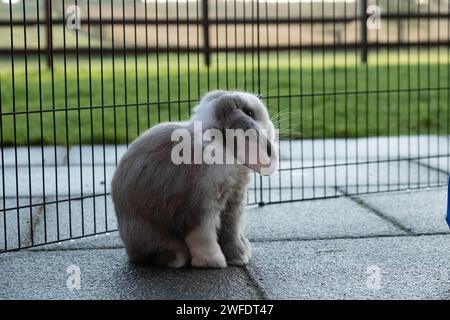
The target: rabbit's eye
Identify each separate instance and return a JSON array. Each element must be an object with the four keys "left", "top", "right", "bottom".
[{"left": 243, "top": 108, "right": 255, "bottom": 119}]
